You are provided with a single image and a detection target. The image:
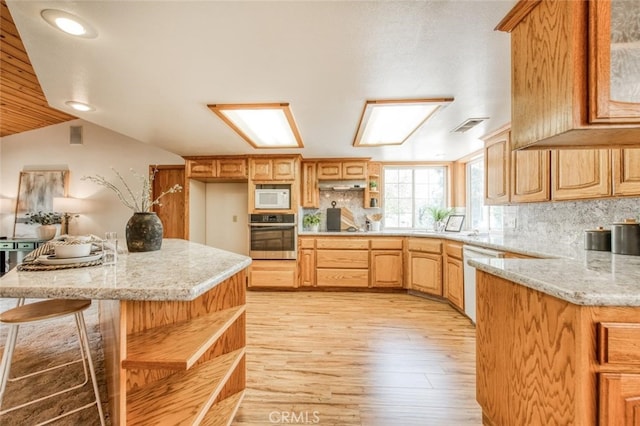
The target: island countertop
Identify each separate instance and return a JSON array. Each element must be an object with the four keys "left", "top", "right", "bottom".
[{"left": 0, "top": 239, "right": 252, "bottom": 301}]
